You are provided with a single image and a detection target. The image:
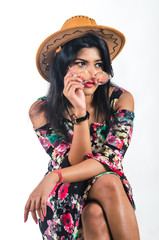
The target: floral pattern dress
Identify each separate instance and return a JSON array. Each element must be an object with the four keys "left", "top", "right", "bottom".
[{"left": 34, "top": 87, "right": 135, "bottom": 240}]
